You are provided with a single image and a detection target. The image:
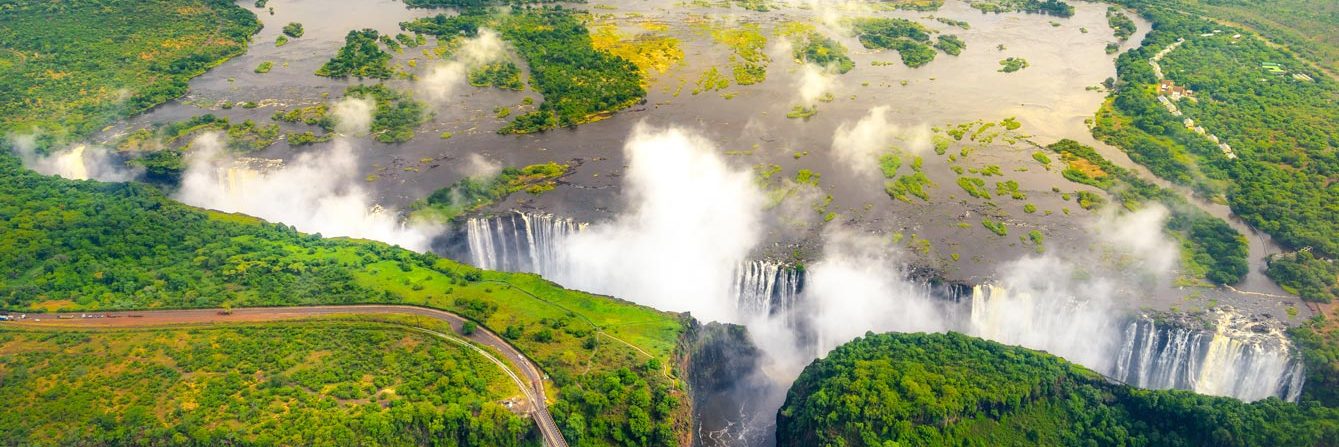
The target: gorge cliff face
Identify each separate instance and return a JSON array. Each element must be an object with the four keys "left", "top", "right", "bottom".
[{"left": 678, "top": 319, "right": 782, "bottom": 447}]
